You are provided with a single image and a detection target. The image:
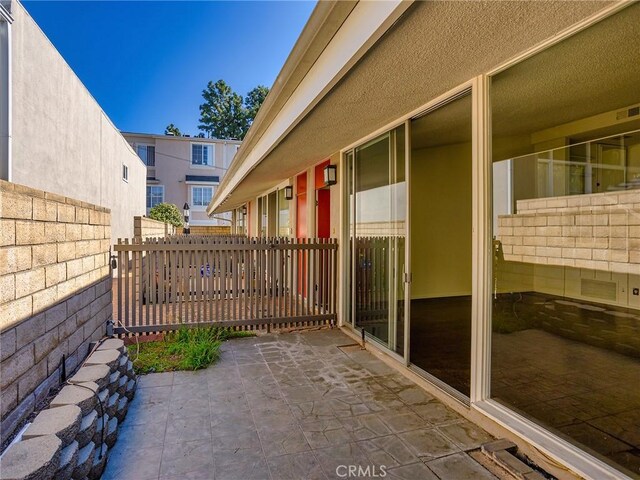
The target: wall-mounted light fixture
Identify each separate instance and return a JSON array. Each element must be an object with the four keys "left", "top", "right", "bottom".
[
  {"left": 323, "top": 164, "right": 337, "bottom": 186},
  {"left": 284, "top": 185, "right": 294, "bottom": 200},
  {"left": 241, "top": 205, "right": 247, "bottom": 215}
]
